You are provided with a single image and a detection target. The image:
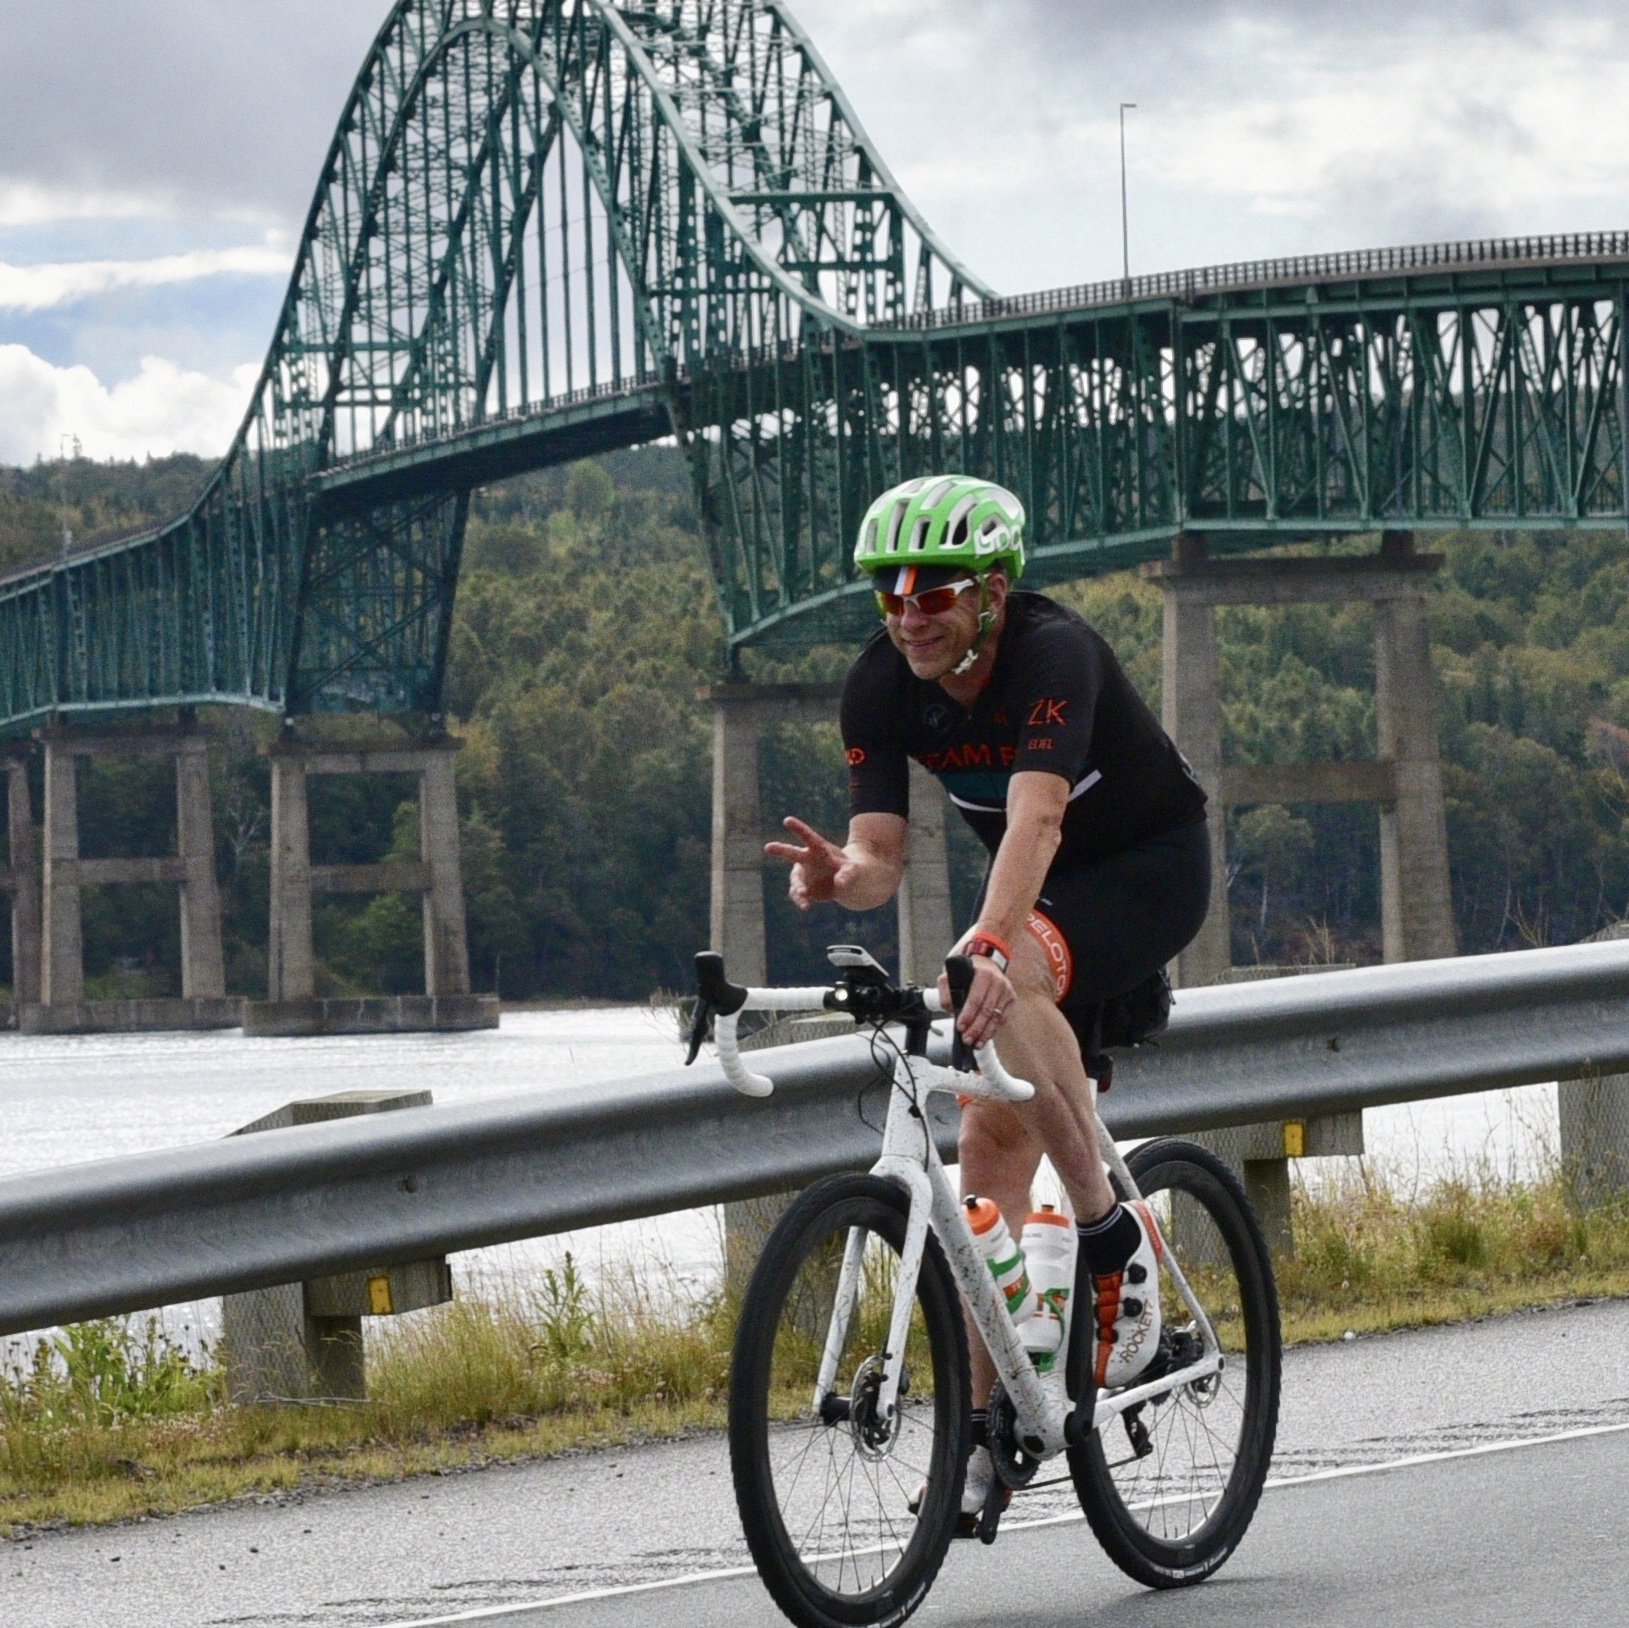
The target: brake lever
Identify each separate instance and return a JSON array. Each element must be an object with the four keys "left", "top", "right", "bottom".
[
  {"left": 686, "top": 951, "right": 748, "bottom": 1065},
  {"left": 684, "top": 998, "right": 713, "bottom": 1065}
]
